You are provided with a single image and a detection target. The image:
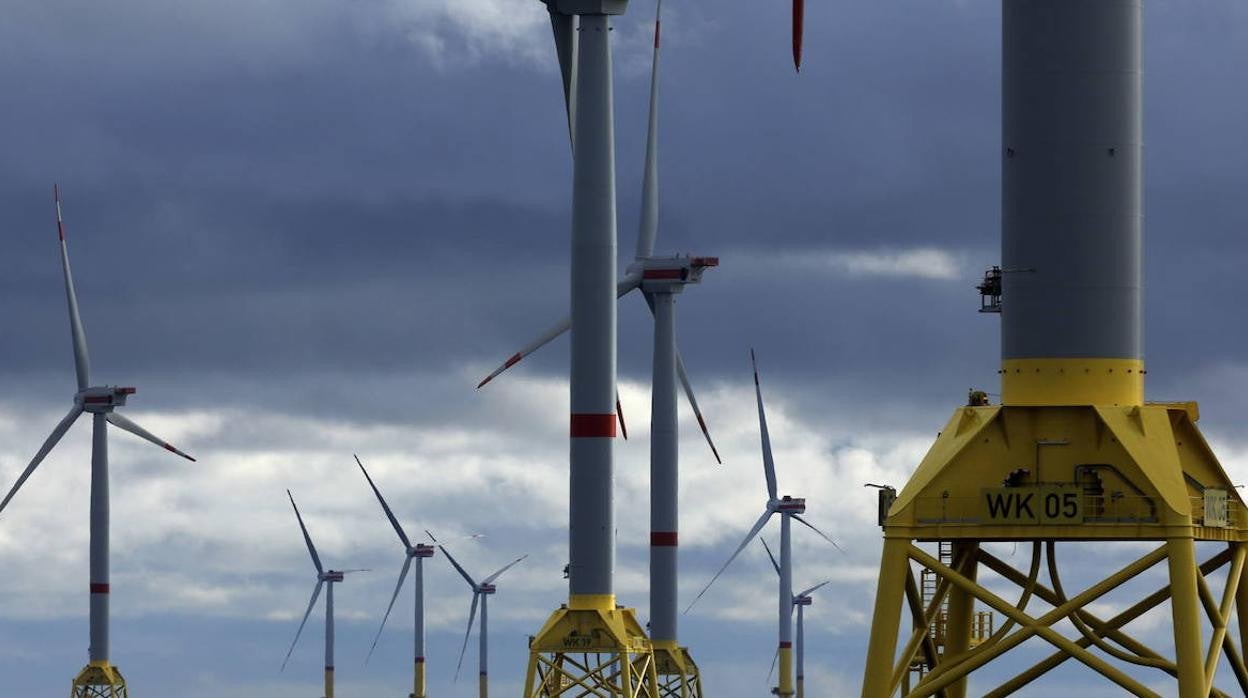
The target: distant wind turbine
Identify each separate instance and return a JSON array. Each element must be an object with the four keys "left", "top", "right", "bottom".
[
  {"left": 0, "top": 185, "right": 195, "bottom": 697},
  {"left": 762, "top": 538, "right": 830, "bottom": 698},
  {"left": 281, "top": 490, "right": 366, "bottom": 698}
]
